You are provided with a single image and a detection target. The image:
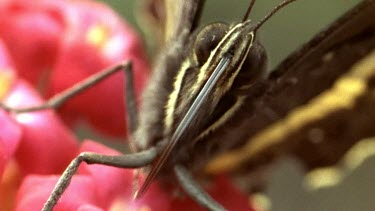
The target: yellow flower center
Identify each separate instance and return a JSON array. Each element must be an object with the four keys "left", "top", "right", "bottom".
[
  {"left": 0, "top": 70, "right": 14, "bottom": 100},
  {"left": 86, "top": 23, "right": 110, "bottom": 49}
]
